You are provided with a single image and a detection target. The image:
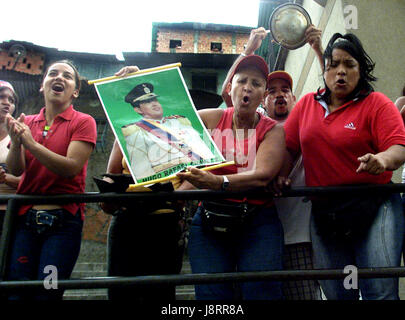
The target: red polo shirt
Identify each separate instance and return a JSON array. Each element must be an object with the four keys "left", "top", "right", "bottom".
[
  {"left": 17, "top": 105, "right": 97, "bottom": 218},
  {"left": 284, "top": 91, "right": 405, "bottom": 187}
]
